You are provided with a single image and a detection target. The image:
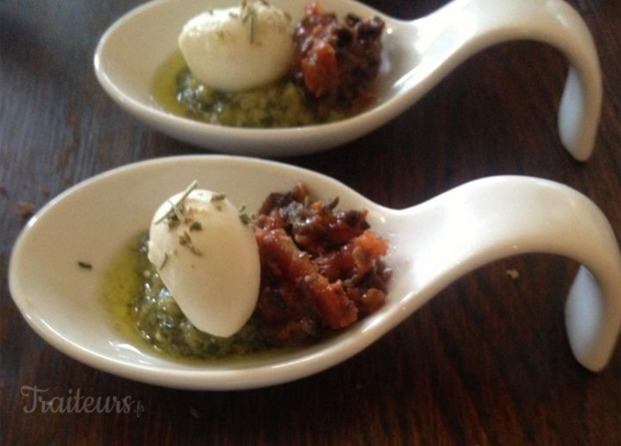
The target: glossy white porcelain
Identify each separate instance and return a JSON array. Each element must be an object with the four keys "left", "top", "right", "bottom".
[
  {"left": 94, "top": 0, "right": 601, "bottom": 158},
  {"left": 9, "top": 156, "right": 621, "bottom": 389}
]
